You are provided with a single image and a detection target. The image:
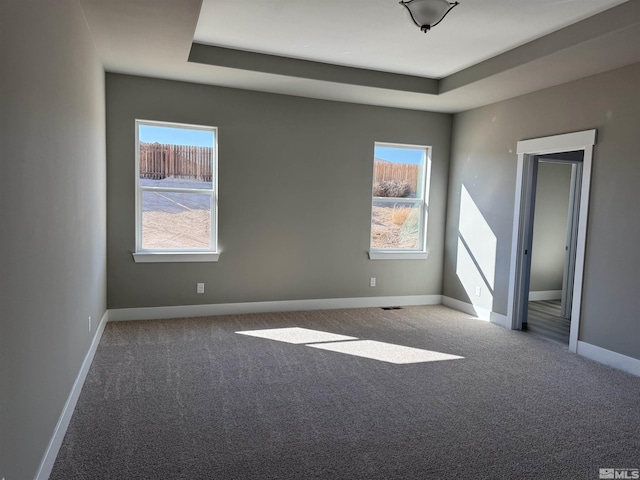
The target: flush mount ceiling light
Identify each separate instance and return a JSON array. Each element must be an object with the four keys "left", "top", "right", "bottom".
[{"left": 399, "top": 0, "right": 460, "bottom": 33}]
